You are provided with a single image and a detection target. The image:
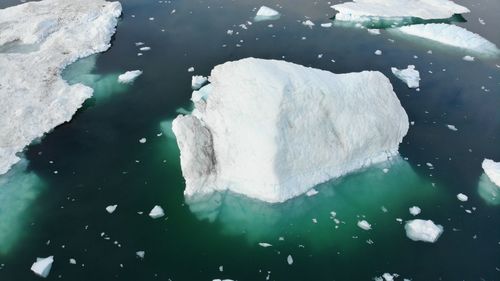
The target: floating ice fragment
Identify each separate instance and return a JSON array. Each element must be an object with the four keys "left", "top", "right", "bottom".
[
  {"left": 306, "top": 188, "right": 318, "bottom": 197},
  {"left": 302, "top": 20, "right": 315, "bottom": 28},
  {"left": 375, "top": 50, "right": 382, "bottom": 55},
  {"left": 254, "top": 6, "right": 280, "bottom": 22},
  {"left": 139, "top": 138, "right": 147, "bottom": 144},
  {"left": 357, "top": 220, "right": 372, "bottom": 230},
  {"left": 405, "top": 219, "right": 443, "bottom": 242},
  {"left": 457, "top": 193, "right": 468, "bottom": 202},
  {"left": 446, "top": 124, "right": 458, "bottom": 131},
  {"left": 139, "top": 46, "right": 151, "bottom": 51},
  {"left": 69, "top": 258, "right": 76, "bottom": 264},
  {"left": 367, "top": 29, "right": 380, "bottom": 35},
  {"left": 321, "top": 23, "right": 333, "bottom": 28},
  {"left": 149, "top": 205, "right": 165, "bottom": 219},
  {"left": 30, "top": 256, "right": 54, "bottom": 278},
  {"left": 192, "top": 75, "right": 208, "bottom": 90},
  {"left": 188, "top": 67, "right": 195, "bottom": 72},
  {"left": 391, "top": 65, "right": 420, "bottom": 88},
  {"left": 287, "top": 255, "right": 293, "bottom": 265},
  {"left": 409, "top": 206, "right": 421, "bottom": 216},
  {"left": 462, "top": 55, "right": 475, "bottom": 61},
  {"left": 106, "top": 205, "right": 117, "bottom": 214},
  {"left": 482, "top": 159, "right": 500, "bottom": 187},
  {"left": 258, "top": 242, "right": 272, "bottom": 247},
  {"left": 136, "top": 251, "right": 145, "bottom": 259},
  {"left": 118, "top": 70, "right": 143, "bottom": 84}
]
